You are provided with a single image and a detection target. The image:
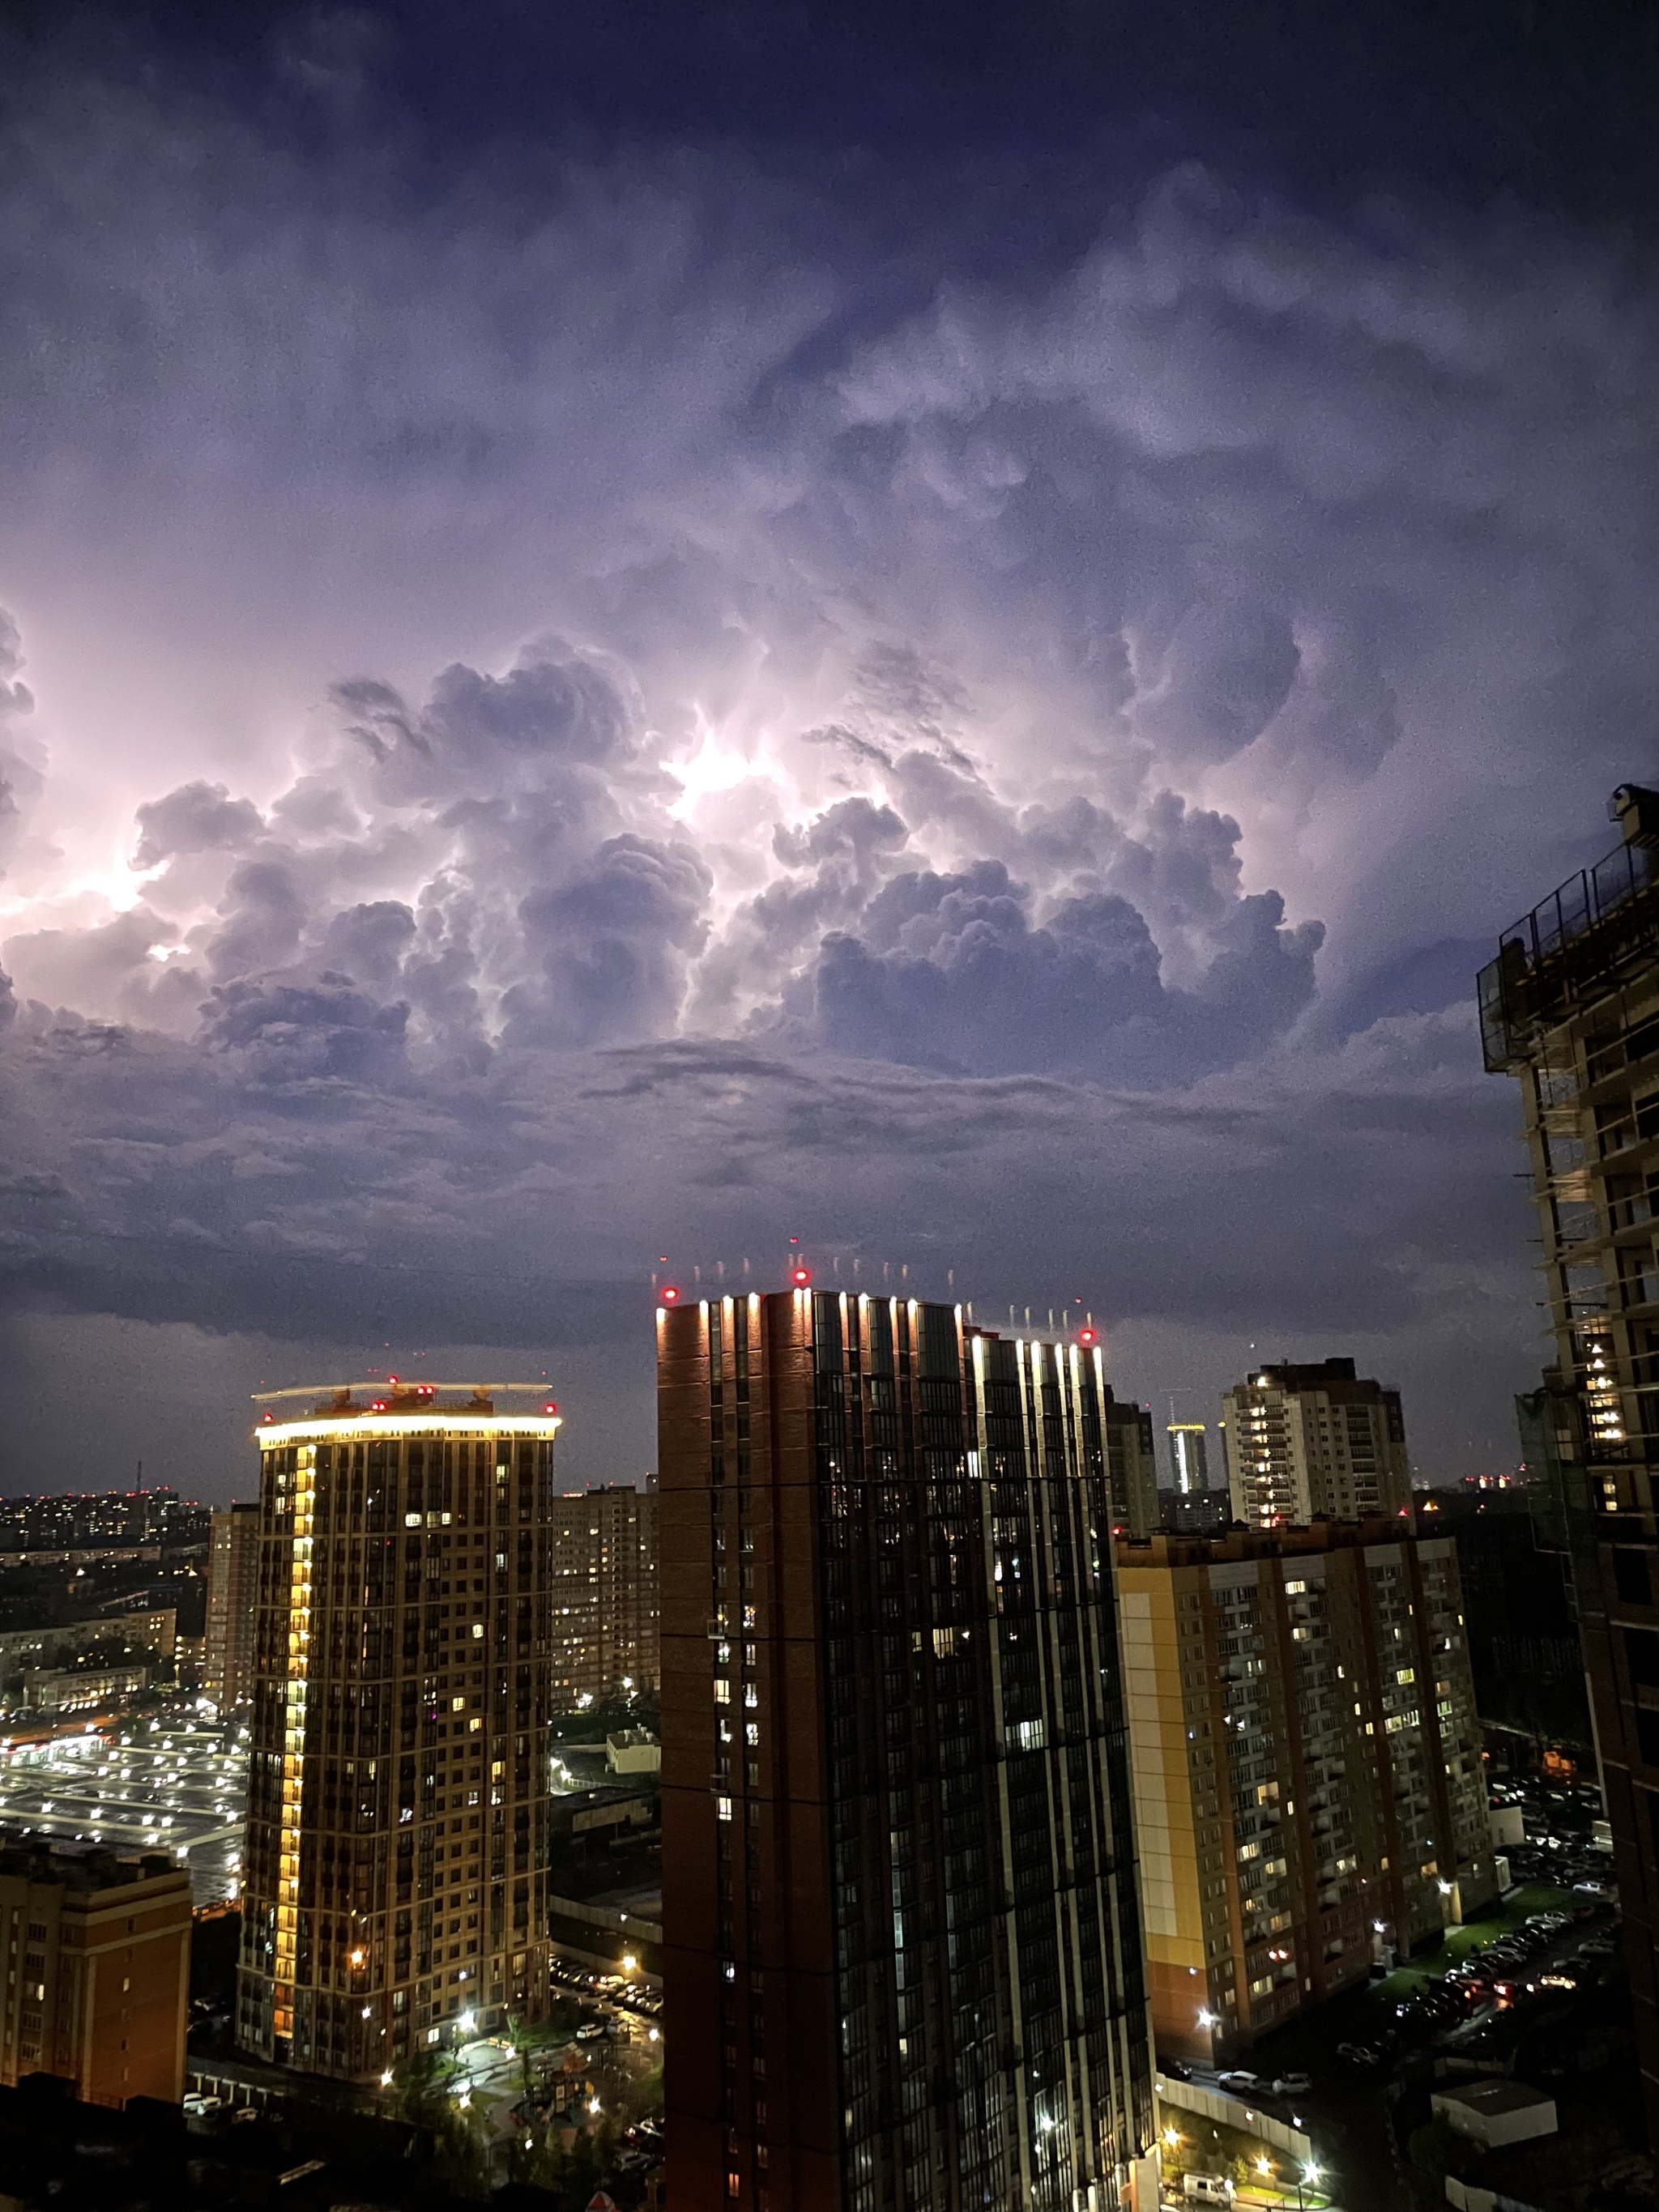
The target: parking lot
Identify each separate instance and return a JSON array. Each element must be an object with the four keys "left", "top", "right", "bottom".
[{"left": 1166, "top": 1889, "right": 1623, "bottom": 2212}]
